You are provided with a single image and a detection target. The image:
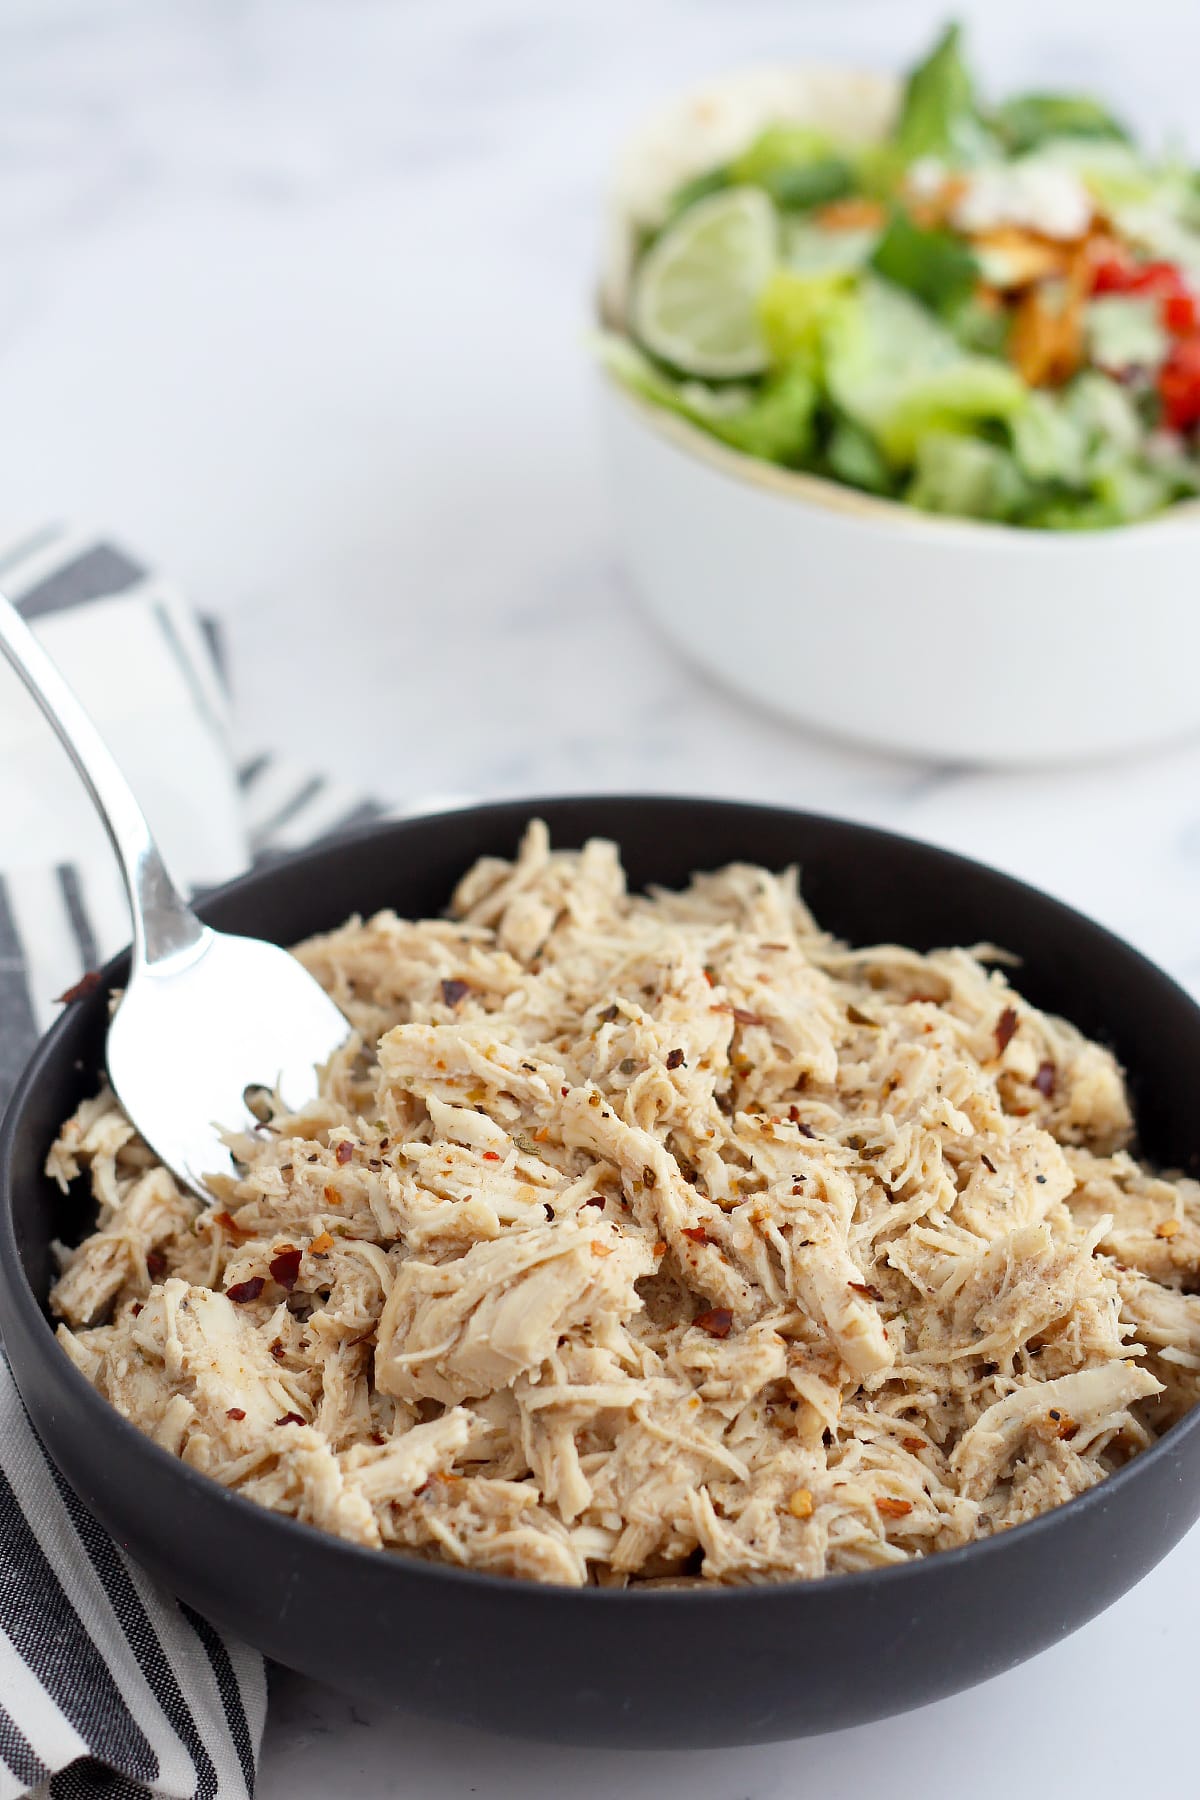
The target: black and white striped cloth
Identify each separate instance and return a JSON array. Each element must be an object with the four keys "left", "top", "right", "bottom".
[{"left": 0, "top": 526, "right": 387, "bottom": 1799}]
